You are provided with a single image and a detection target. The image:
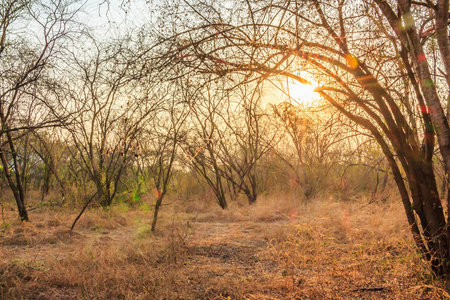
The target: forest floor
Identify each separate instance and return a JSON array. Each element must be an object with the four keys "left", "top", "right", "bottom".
[{"left": 1, "top": 194, "right": 450, "bottom": 299}]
